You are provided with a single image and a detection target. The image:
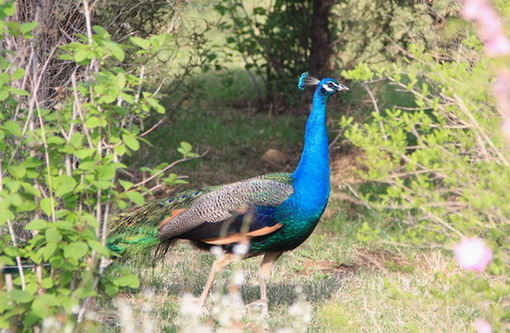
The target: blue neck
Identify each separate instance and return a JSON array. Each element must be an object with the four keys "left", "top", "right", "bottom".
[{"left": 291, "top": 88, "right": 331, "bottom": 209}]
